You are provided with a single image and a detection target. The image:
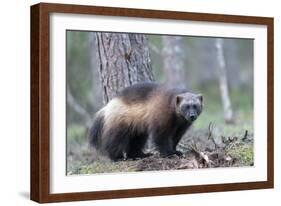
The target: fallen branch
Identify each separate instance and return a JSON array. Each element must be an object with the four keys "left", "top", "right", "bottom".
[{"left": 189, "top": 142, "right": 212, "bottom": 167}]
